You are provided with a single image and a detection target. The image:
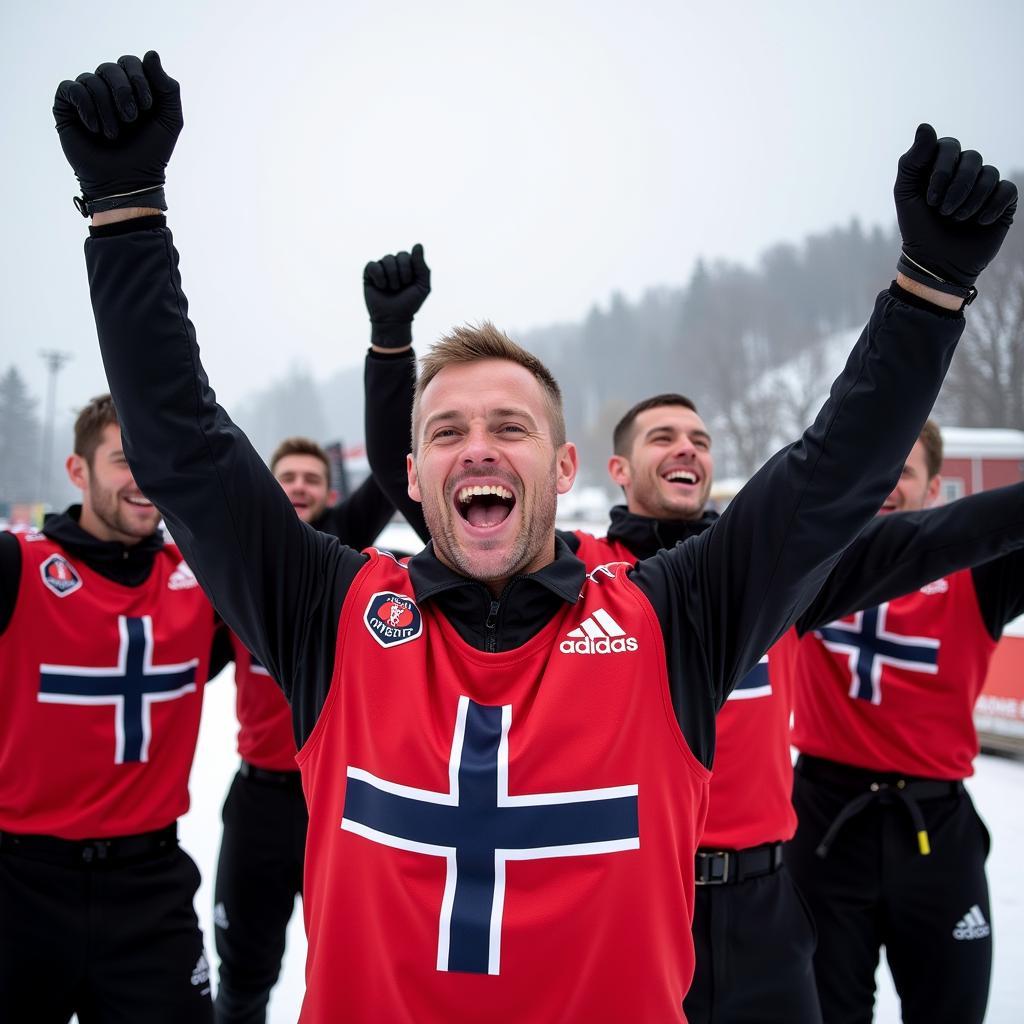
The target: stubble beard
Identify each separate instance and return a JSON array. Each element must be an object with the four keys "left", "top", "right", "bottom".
[
  {"left": 89, "top": 480, "right": 159, "bottom": 541},
  {"left": 421, "top": 464, "right": 559, "bottom": 585}
]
